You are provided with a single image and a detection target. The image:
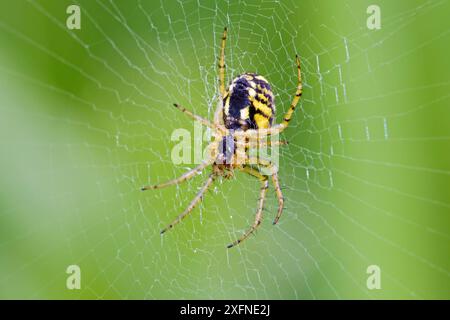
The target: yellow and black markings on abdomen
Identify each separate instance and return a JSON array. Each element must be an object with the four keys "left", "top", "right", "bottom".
[{"left": 223, "top": 73, "right": 275, "bottom": 130}]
